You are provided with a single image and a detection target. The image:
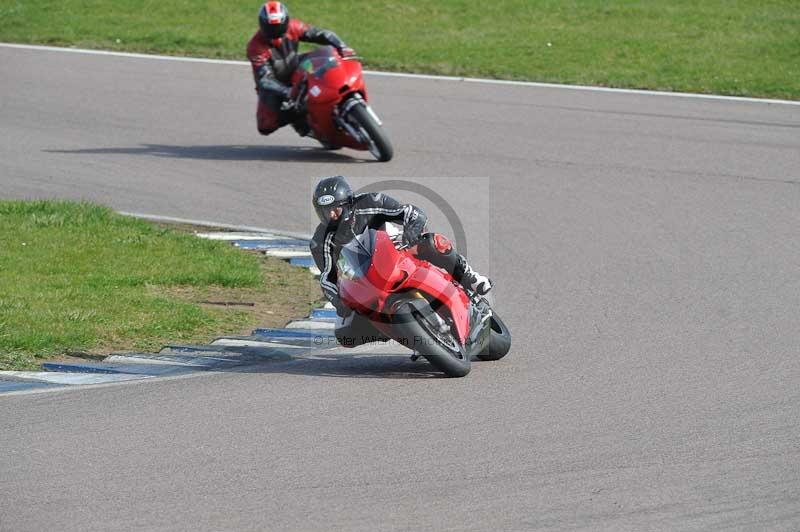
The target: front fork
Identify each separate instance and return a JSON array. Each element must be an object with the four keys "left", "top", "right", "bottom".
[{"left": 333, "top": 93, "right": 383, "bottom": 144}]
